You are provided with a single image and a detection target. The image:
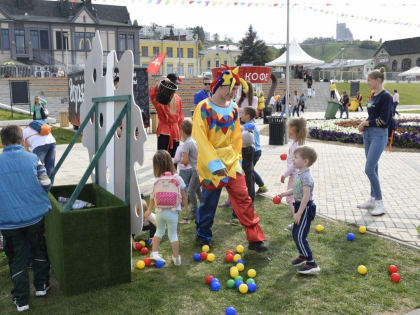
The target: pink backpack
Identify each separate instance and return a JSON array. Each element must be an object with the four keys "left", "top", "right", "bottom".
[{"left": 153, "top": 172, "right": 181, "bottom": 210}]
